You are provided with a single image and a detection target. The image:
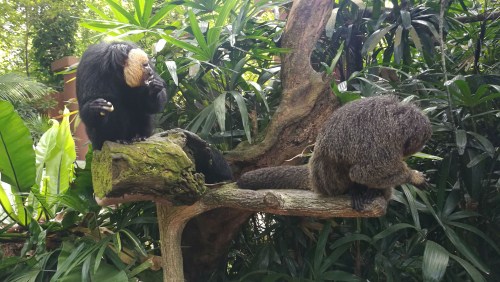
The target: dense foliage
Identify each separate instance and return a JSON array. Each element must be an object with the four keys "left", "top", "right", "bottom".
[{"left": 0, "top": 0, "right": 499, "bottom": 281}]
